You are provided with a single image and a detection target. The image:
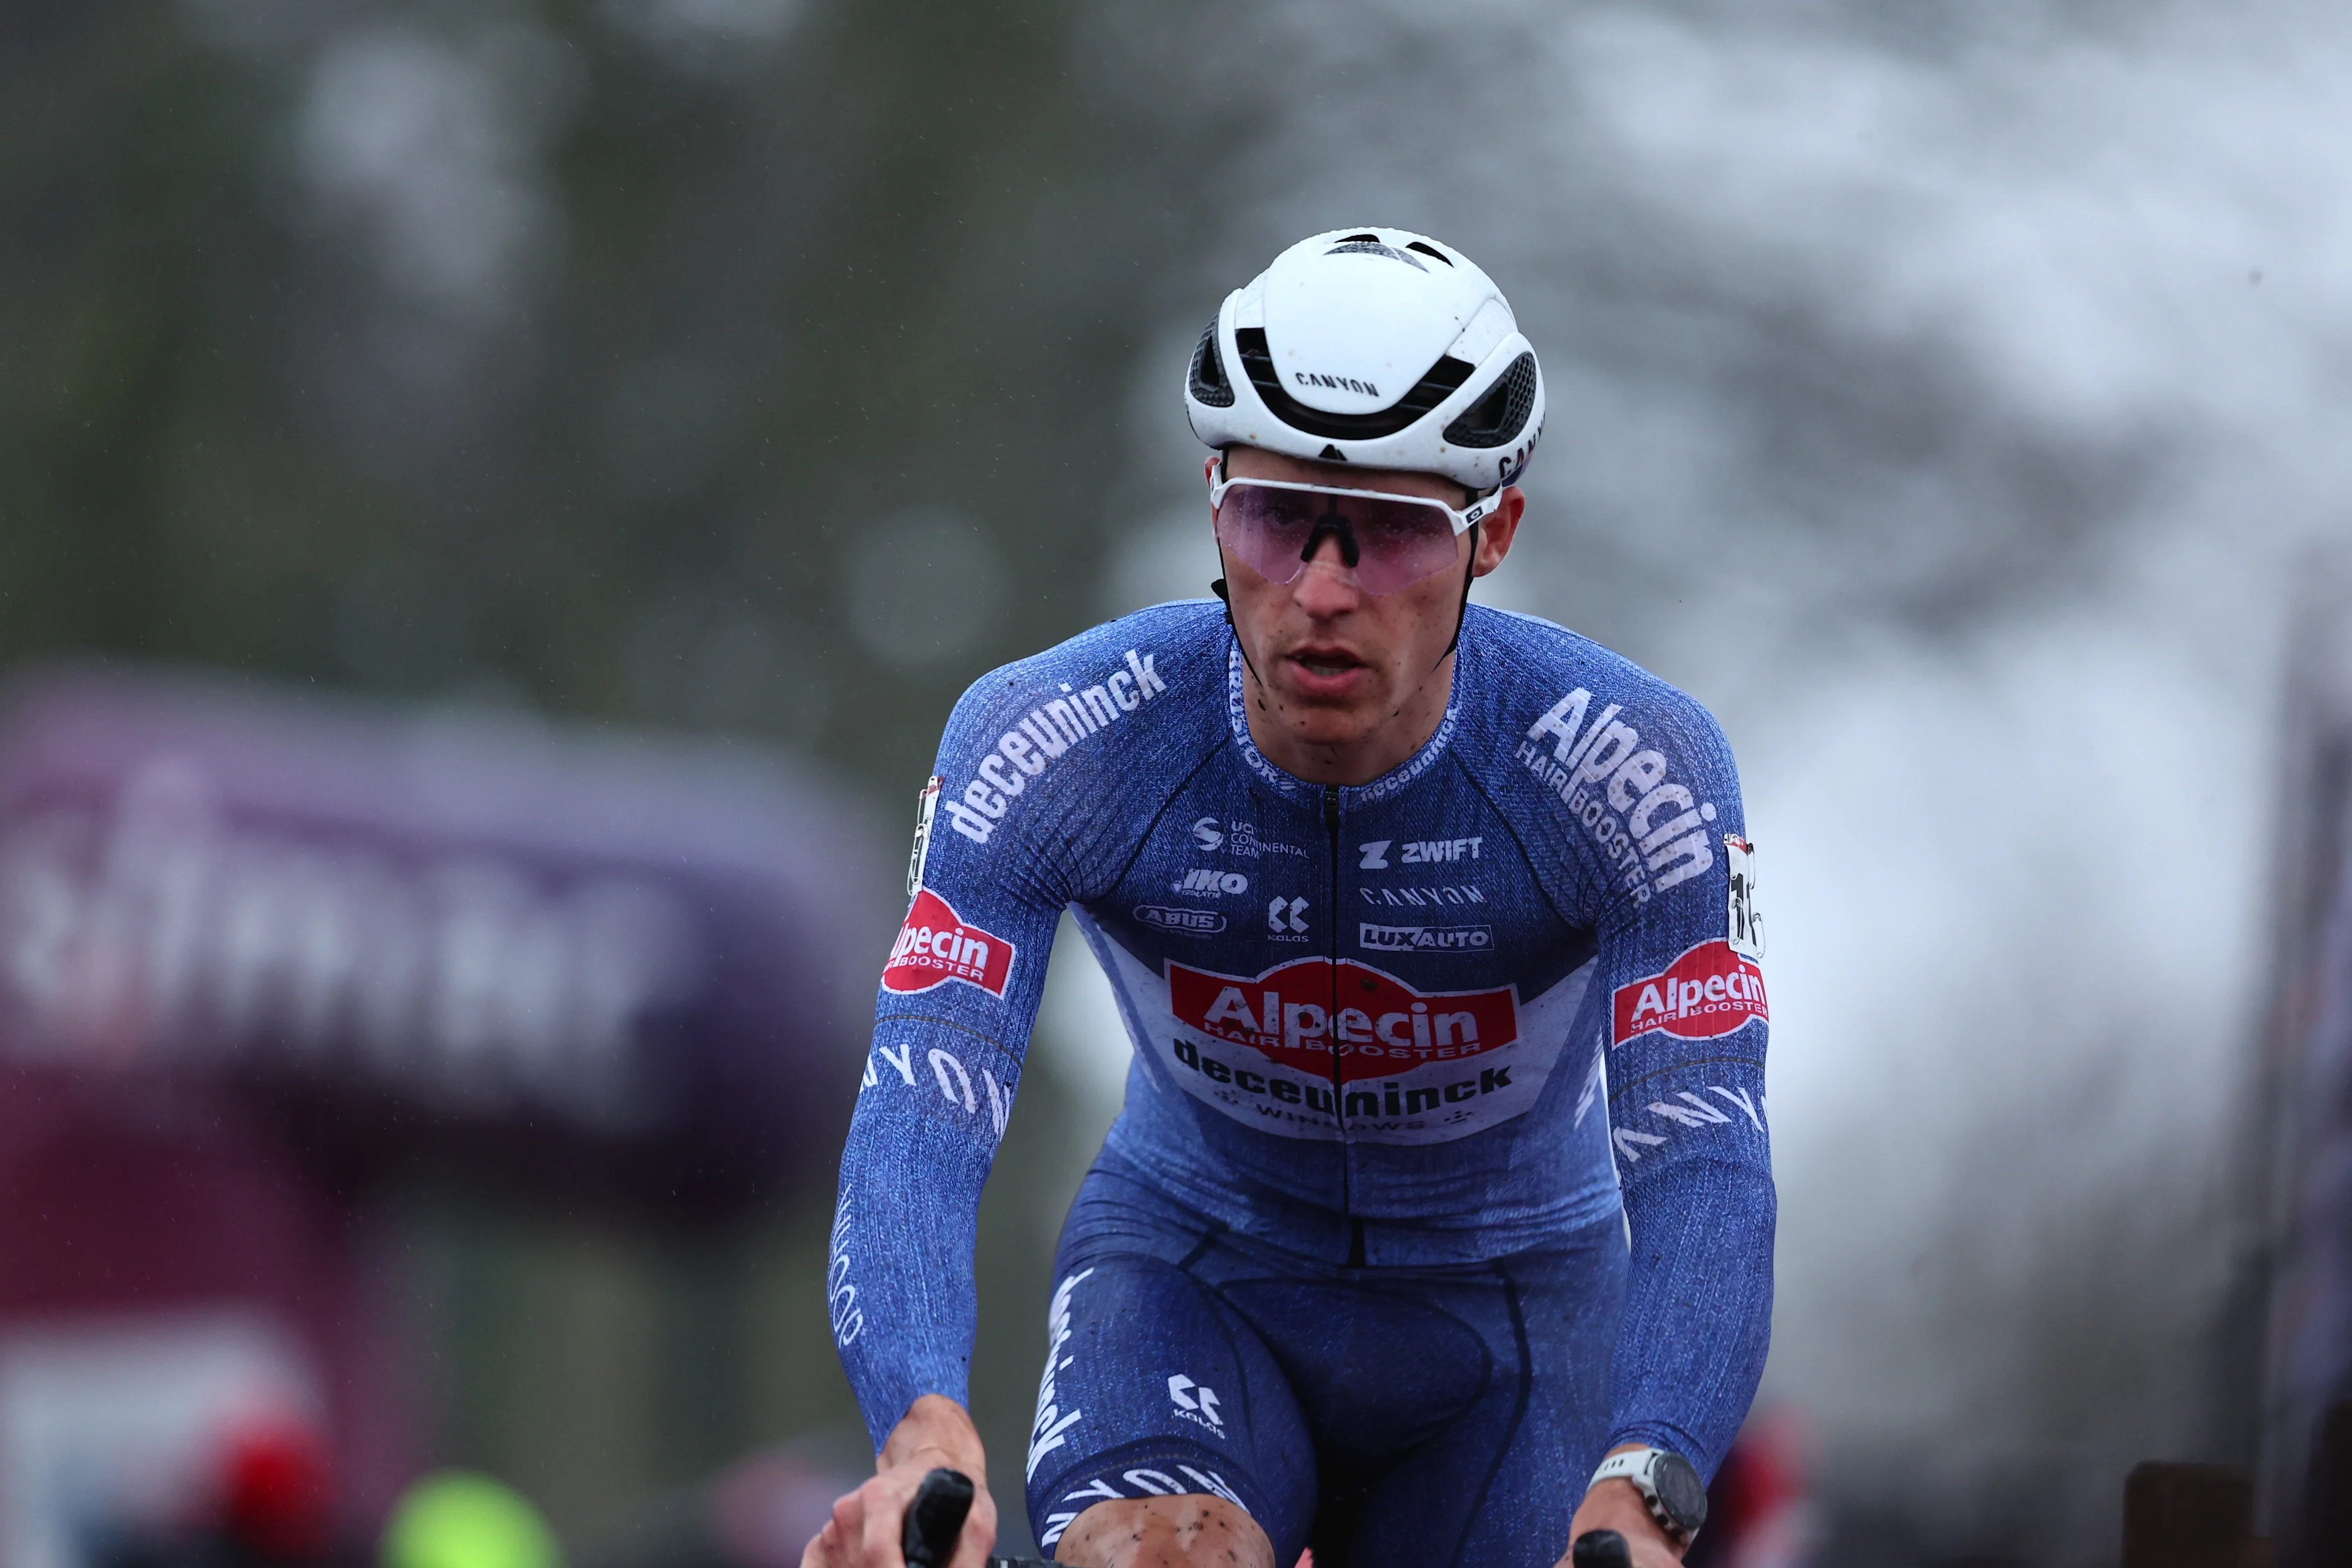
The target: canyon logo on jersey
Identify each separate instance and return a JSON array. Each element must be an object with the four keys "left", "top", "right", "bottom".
[
  {"left": 883, "top": 889, "right": 1016, "bottom": 998},
  {"left": 1611, "top": 940, "right": 1766, "bottom": 1045}
]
